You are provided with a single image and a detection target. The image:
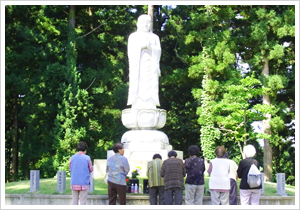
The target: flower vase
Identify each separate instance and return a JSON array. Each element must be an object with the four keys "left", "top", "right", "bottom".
[{"left": 129, "top": 179, "right": 139, "bottom": 193}]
